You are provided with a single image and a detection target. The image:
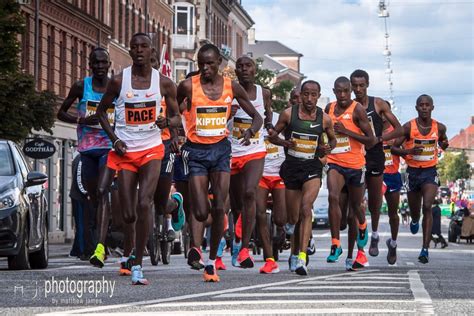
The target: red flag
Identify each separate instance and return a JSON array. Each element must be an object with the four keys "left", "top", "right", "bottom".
[{"left": 160, "top": 44, "right": 172, "bottom": 79}]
